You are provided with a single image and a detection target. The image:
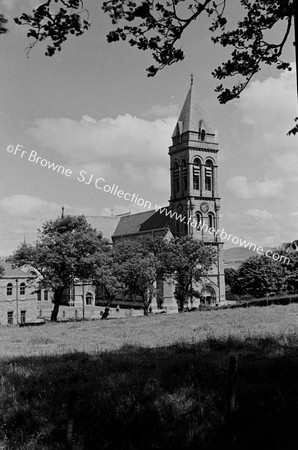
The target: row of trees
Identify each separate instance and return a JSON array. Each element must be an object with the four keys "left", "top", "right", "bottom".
[
  {"left": 225, "top": 251, "right": 298, "bottom": 299},
  {"left": 8, "top": 215, "right": 216, "bottom": 320}
]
